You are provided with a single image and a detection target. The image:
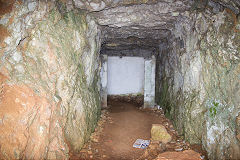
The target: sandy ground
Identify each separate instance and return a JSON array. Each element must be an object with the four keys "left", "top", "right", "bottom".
[{"left": 70, "top": 100, "right": 207, "bottom": 160}]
